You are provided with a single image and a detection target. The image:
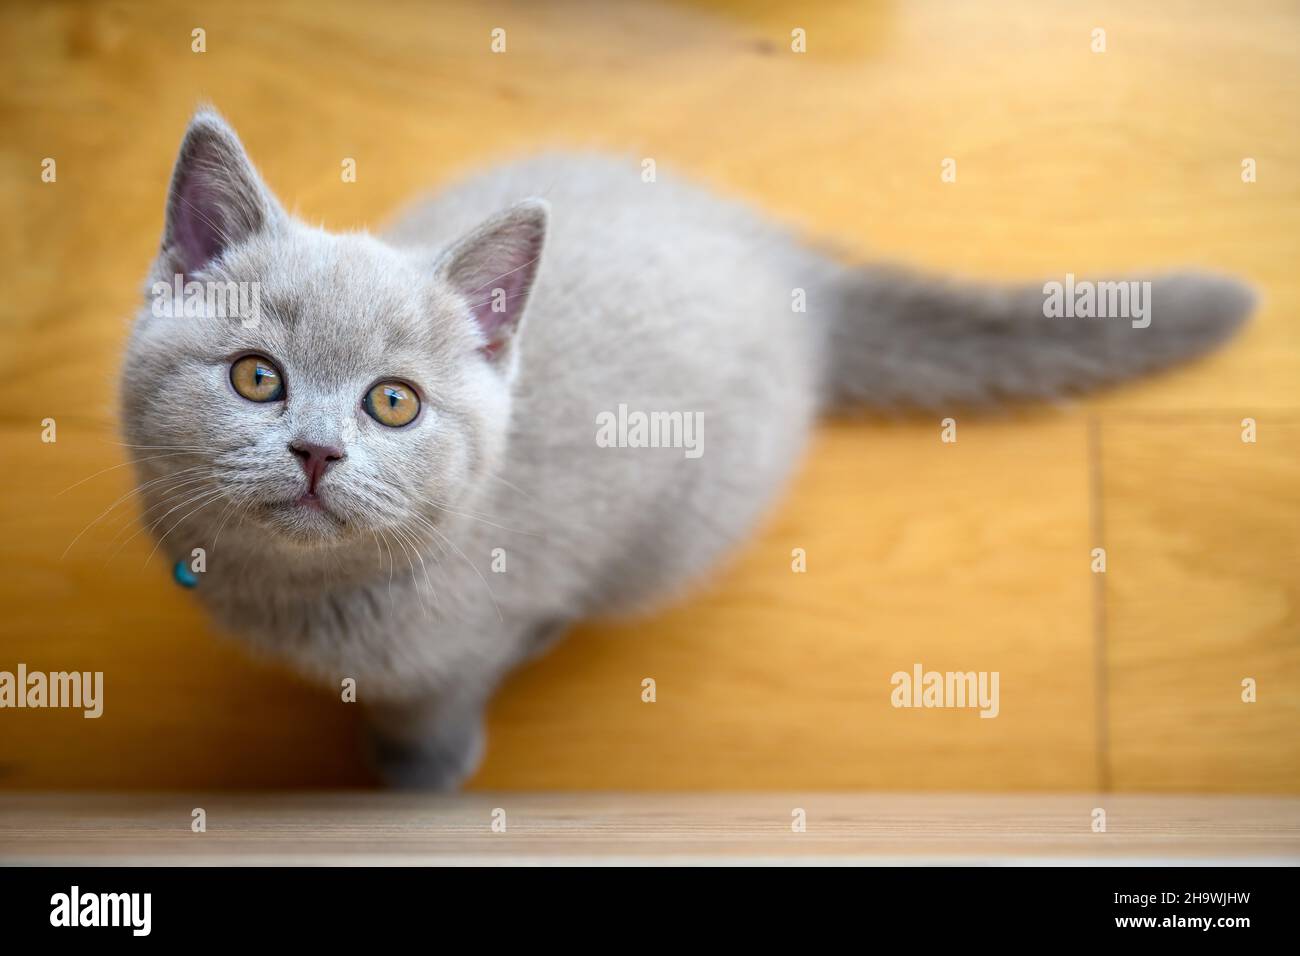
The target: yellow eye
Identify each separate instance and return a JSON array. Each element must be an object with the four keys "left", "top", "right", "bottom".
[
  {"left": 364, "top": 381, "right": 420, "bottom": 427},
  {"left": 230, "top": 354, "right": 284, "bottom": 402}
]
